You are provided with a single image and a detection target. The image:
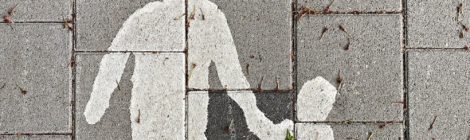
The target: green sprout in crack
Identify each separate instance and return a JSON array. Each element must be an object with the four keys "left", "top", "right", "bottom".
[{"left": 285, "top": 130, "right": 295, "bottom": 140}]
